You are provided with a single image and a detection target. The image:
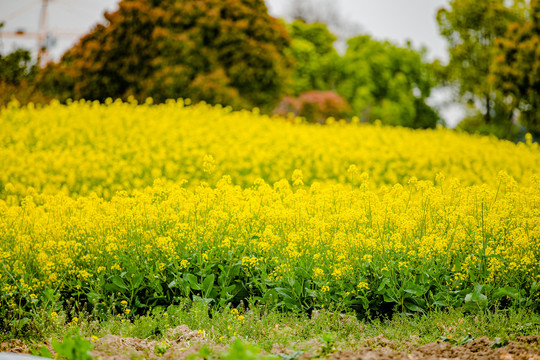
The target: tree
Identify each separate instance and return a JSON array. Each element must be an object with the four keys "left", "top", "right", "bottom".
[
  {"left": 286, "top": 20, "right": 340, "bottom": 95},
  {"left": 38, "top": 0, "right": 292, "bottom": 110},
  {"left": 492, "top": 0, "right": 540, "bottom": 137},
  {"left": 337, "top": 35, "right": 440, "bottom": 129},
  {"left": 436, "top": 0, "right": 525, "bottom": 128},
  {"left": 0, "top": 49, "right": 36, "bottom": 85},
  {"left": 0, "top": 22, "right": 49, "bottom": 107}
]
